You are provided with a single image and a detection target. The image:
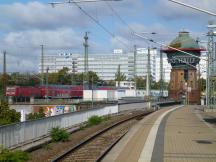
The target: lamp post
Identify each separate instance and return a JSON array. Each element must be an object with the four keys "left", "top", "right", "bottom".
[
  {"left": 2, "top": 51, "right": 7, "bottom": 101},
  {"left": 134, "top": 45, "right": 137, "bottom": 91},
  {"left": 91, "top": 77, "right": 94, "bottom": 108},
  {"left": 159, "top": 47, "right": 164, "bottom": 99},
  {"left": 46, "top": 67, "right": 49, "bottom": 103},
  {"left": 146, "top": 47, "right": 152, "bottom": 109}
]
